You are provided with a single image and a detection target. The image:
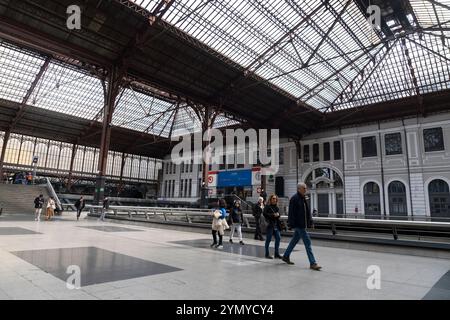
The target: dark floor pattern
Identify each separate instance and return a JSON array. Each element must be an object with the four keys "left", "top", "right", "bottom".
[
  {"left": 11, "top": 246, "right": 182, "bottom": 286},
  {"left": 0, "top": 227, "right": 41, "bottom": 235},
  {"left": 423, "top": 271, "right": 450, "bottom": 300},
  {"left": 79, "top": 226, "right": 144, "bottom": 233},
  {"left": 171, "top": 239, "right": 297, "bottom": 258}
]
